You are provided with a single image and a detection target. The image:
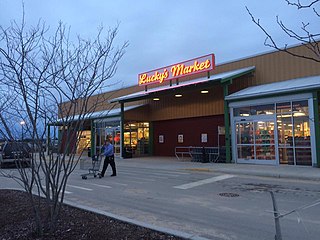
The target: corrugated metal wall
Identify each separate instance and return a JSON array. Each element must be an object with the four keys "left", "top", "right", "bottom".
[
  {"left": 146, "top": 85, "right": 225, "bottom": 121},
  {"left": 214, "top": 44, "right": 320, "bottom": 86},
  {"left": 60, "top": 43, "right": 320, "bottom": 120},
  {"left": 131, "top": 44, "right": 320, "bottom": 122}
]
